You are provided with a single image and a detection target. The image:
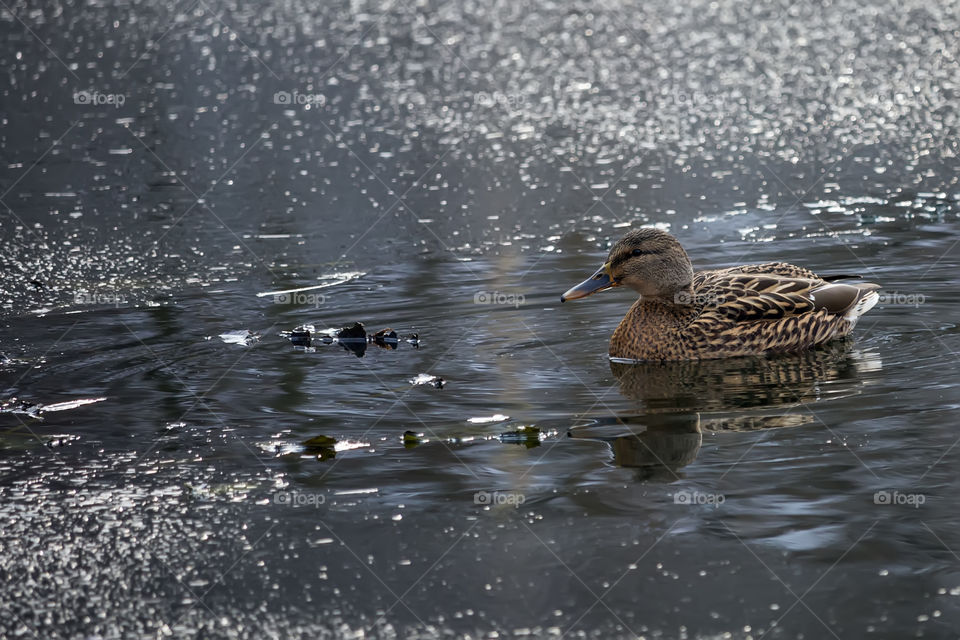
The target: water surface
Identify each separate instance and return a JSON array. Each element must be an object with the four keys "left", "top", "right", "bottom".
[{"left": 2, "top": 0, "right": 960, "bottom": 637}]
